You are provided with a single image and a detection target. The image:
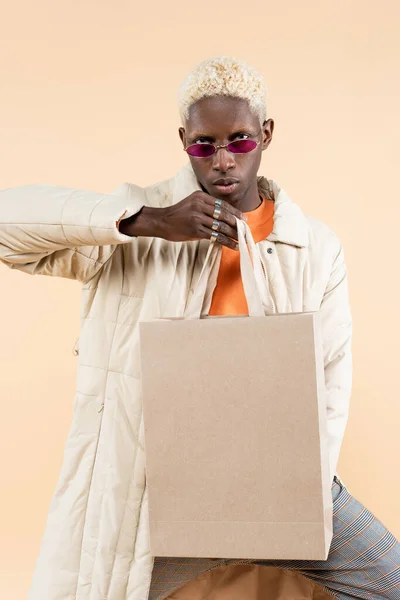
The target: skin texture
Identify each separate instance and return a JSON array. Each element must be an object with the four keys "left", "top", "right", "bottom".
[
  {"left": 119, "top": 96, "right": 274, "bottom": 250},
  {"left": 179, "top": 96, "right": 274, "bottom": 213}
]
